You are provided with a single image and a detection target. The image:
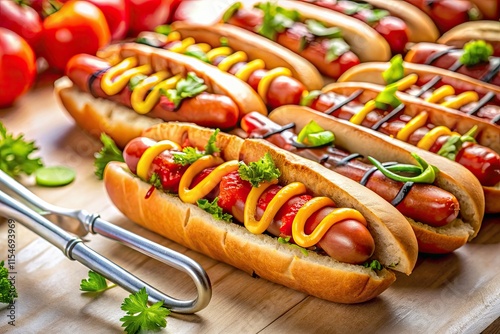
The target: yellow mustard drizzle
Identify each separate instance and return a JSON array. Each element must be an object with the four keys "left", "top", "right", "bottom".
[
  {"left": 165, "top": 36, "right": 293, "bottom": 103},
  {"left": 178, "top": 155, "right": 240, "bottom": 204},
  {"left": 292, "top": 198, "right": 366, "bottom": 248},
  {"left": 131, "top": 72, "right": 182, "bottom": 114},
  {"left": 136, "top": 140, "right": 182, "bottom": 180},
  {"left": 350, "top": 100, "right": 376, "bottom": 125},
  {"left": 169, "top": 37, "right": 196, "bottom": 53},
  {"left": 396, "top": 111, "right": 428, "bottom": 141},
  {"left": 235, "top": 59, "right": 265, "bottom": 81},
  {"left": 441, "top": 91, "right": 479, "bottom": 109},
  {"left": 137, "top": 140, "right": 365, "bottom": 249},
  {"left": 244, "top": 181, "right": 306, "bottom": 234},
  {"left": 101, "top": 57, "right": 152, "bottom": 96},
  {"left": 425, "top": 85, "right": 455, "bottom": 103},
  {"left": 206, "top": 47, "right": 233, "bottom": 62},
  {"left": 217, "top": 51, "right": 247, "bottom": 72},
  {"left": 393, "top": 73, "right": 418, "bottom": 91}
]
